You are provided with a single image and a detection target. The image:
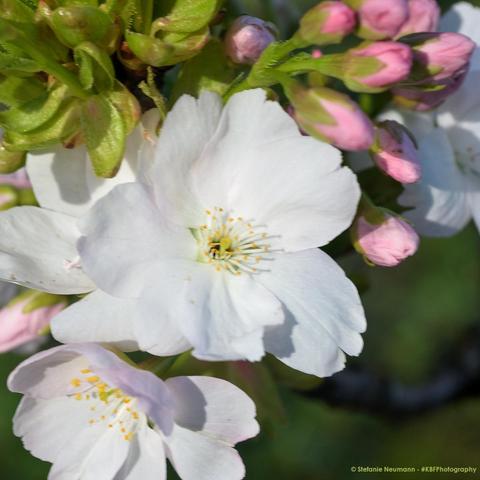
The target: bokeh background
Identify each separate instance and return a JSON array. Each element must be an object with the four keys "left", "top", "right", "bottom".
[{"left": 2, "top": 0, "right": 480, "bottom": 478}]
